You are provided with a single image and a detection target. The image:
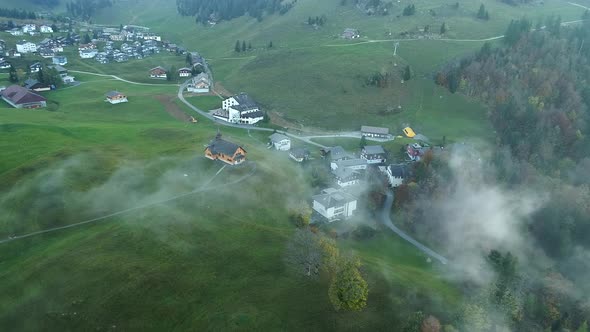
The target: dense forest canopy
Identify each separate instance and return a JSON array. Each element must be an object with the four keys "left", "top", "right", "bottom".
[
  {"left": 408, "top": 16, "right": 590, "bottom": 331},
  {"left": 31, "top": 0, "right": 60, "bottom": 7},
  {"left": 176, "top": 0, "right": 297, "bottom": 24},
  {"left": 0, "top": 8, "right": 37, "bottom": 19},
  {"left": 66, "top": 0, "right": 112, "bottom": 20}
]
